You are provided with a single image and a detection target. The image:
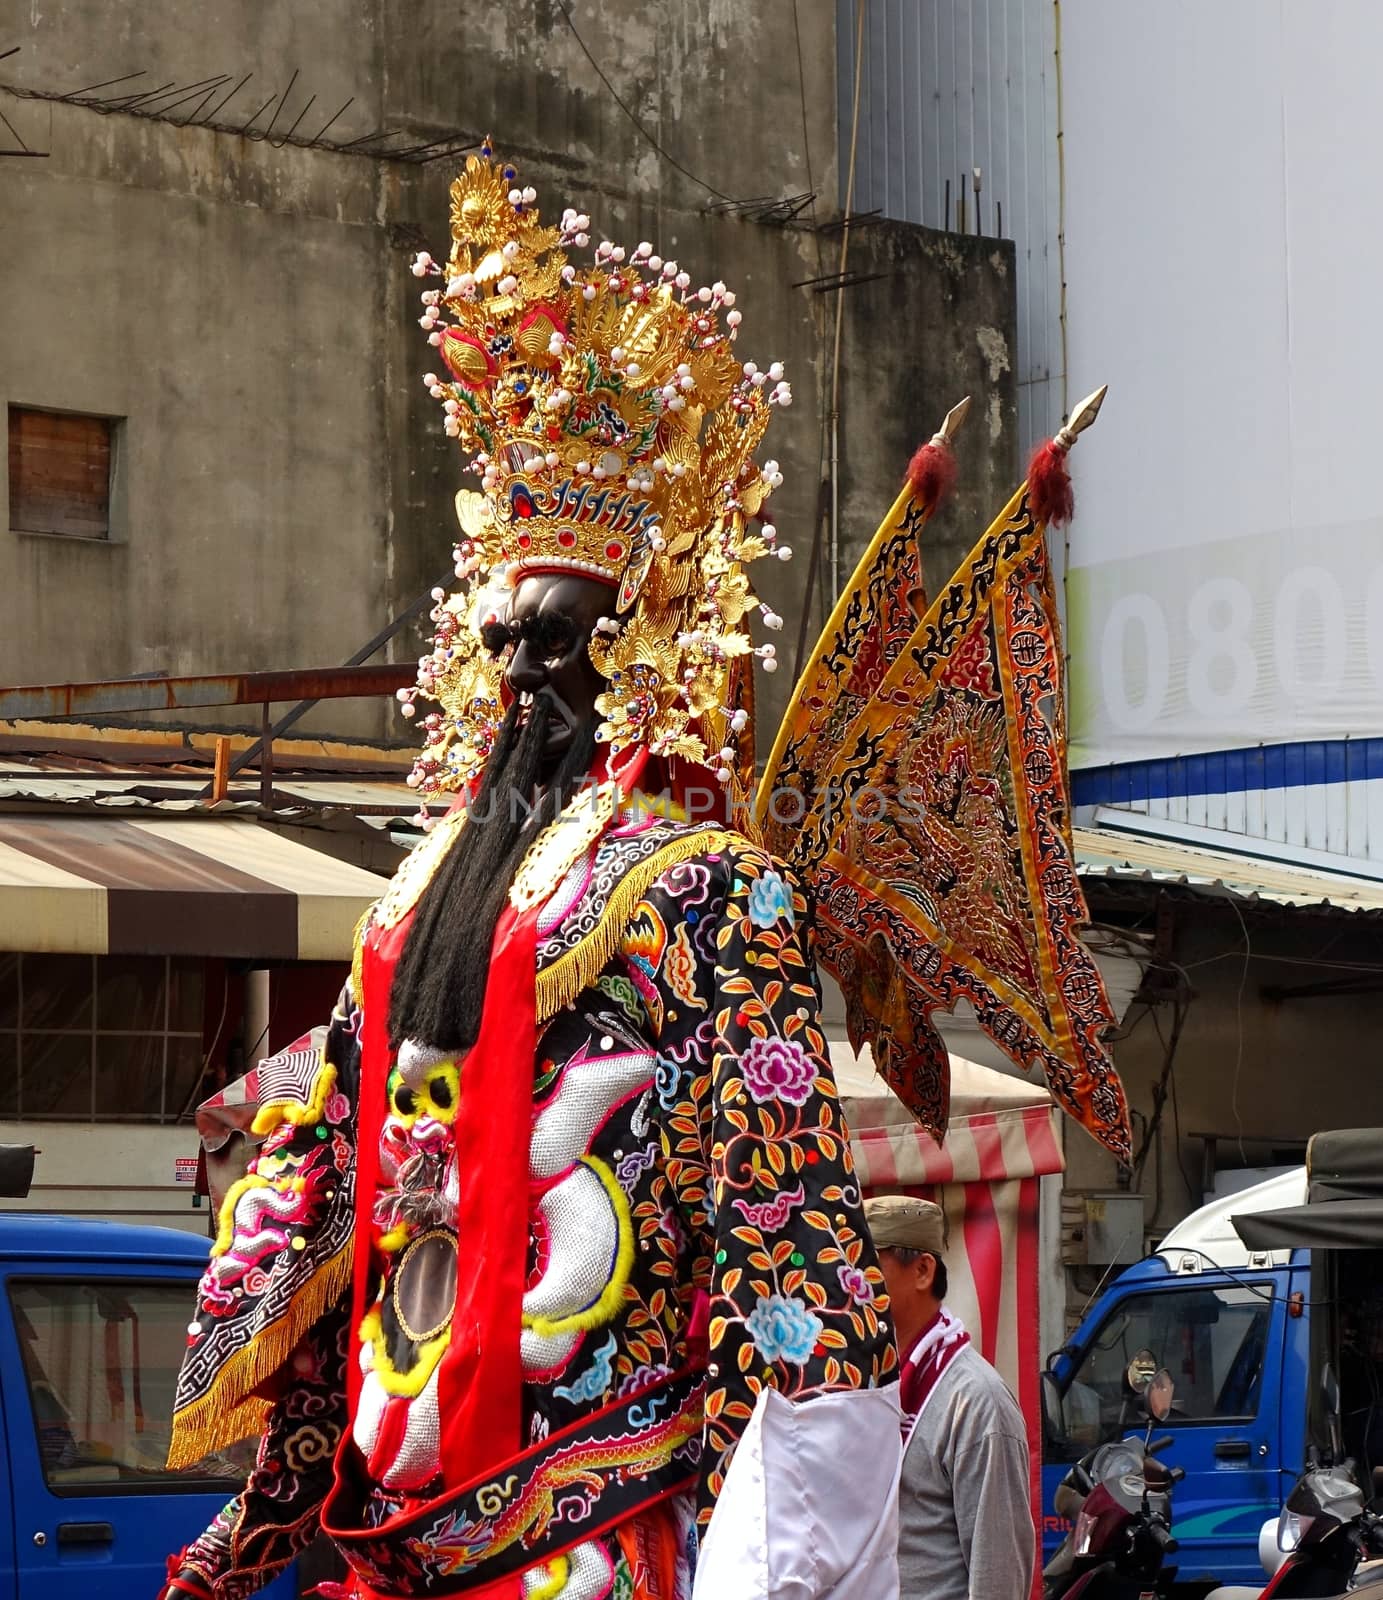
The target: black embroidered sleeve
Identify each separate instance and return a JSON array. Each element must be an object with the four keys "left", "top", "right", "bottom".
[
  {"left": 627, "top": 842, "right": 897, "bottom": 1522},
  {"left": 177, "top": 1304, "right": 351, "bottom": 1600}
]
